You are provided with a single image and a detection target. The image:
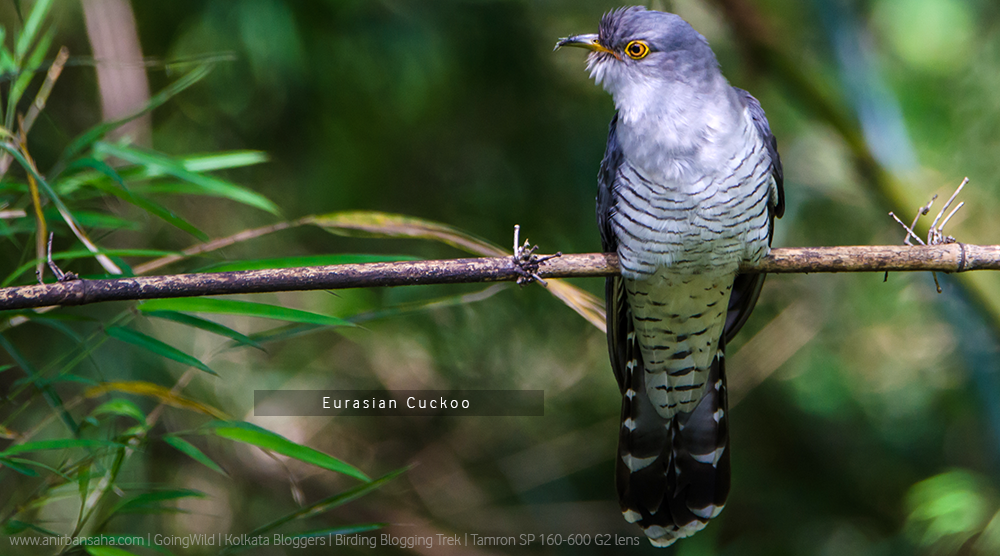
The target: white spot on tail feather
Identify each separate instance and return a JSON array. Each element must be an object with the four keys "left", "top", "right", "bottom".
[
  {"left": 678, "top": 519, "right": 708, "bottom": 537},
  {"left": 623, "top": 509, "right": 642, "bottom": 523},
  {"left": 622, "top": 453, "right": 657, "bottom": 472},
  {"left": 690, "top": 446, "right": 726, "bottom": 467},
  {"left": 690, "top": 504, "right": 724, "bottom": 519},
  {"left": 623, "top": 417, "right": 636, "bottom": 431},
  {"left": 644, "top": 518, "right": 707, "bottom": 547},
  {"left": 626, "top": 388, "right": 636, "bottom": 399},
  {"left": 643, "top": 525, "right": 669, "bottom": 540},
  {"left": 713, "top": 408, "right": 725, "bottom": 423}
]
